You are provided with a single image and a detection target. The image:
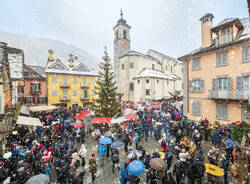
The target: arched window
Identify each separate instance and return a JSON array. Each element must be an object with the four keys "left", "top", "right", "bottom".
[{"left": 123, "top": 30, "right": 127, "bottom": 39}]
